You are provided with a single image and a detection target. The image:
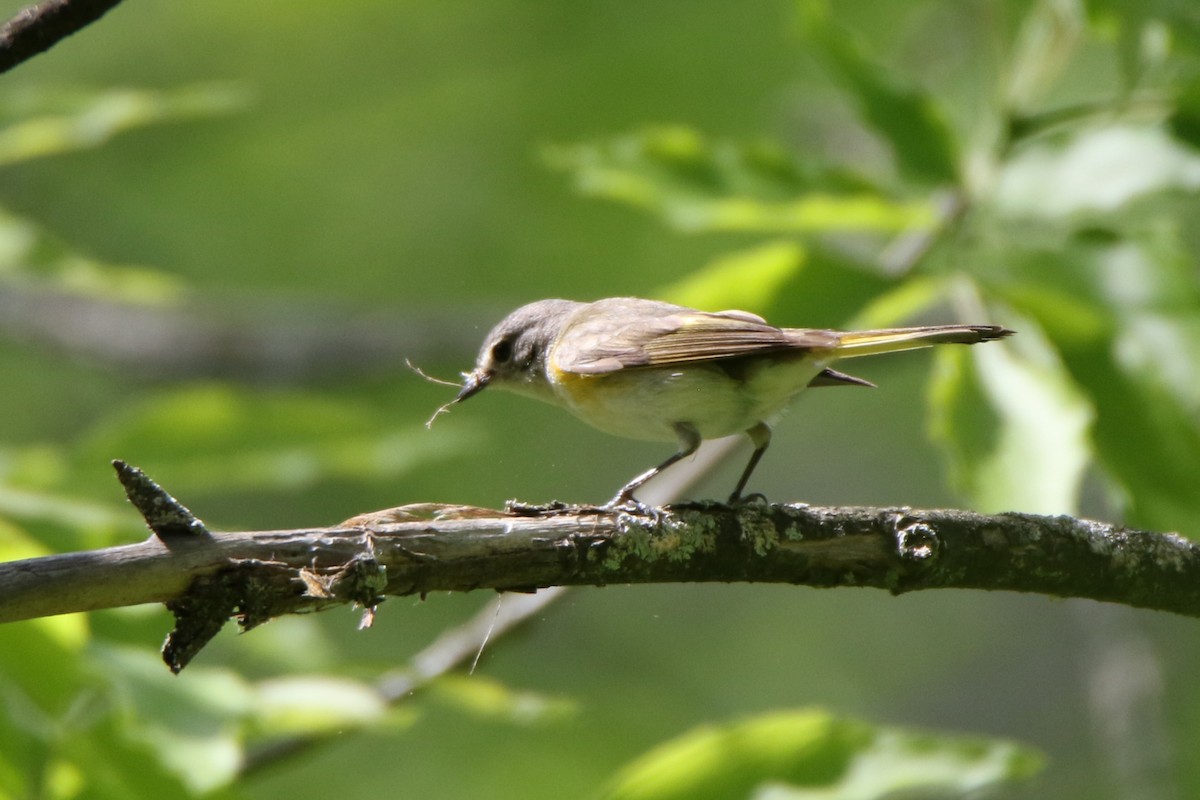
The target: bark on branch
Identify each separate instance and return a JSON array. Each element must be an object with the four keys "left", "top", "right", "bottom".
[
  {"left": 0, "top": 0, "right": 124, "bottom": 74},
  {"left": 1, "top": 461, "right": 1197, "bottom": 671}
]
